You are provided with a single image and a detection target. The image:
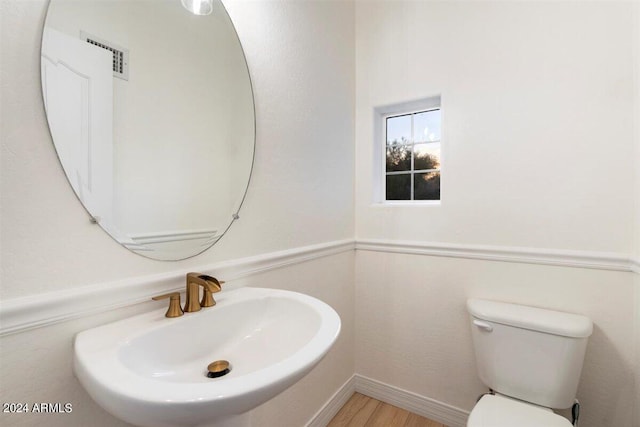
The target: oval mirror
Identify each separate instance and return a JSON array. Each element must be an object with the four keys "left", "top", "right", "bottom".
[{"left": 40, "top": 0, "right": 255, "bottom": 260}]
